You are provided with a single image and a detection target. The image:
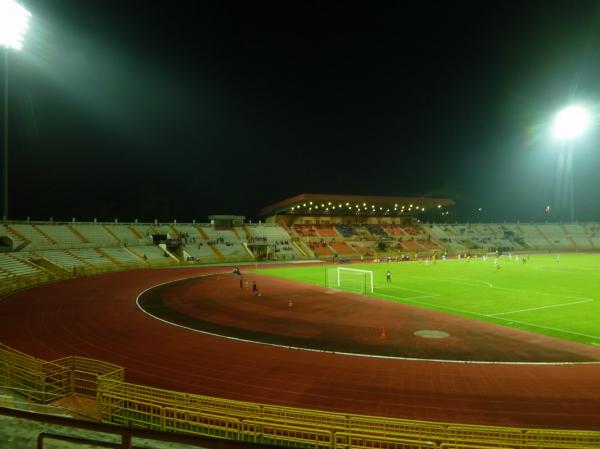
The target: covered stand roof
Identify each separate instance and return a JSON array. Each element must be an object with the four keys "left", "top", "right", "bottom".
[{"left": 258, "top": 193, "right": 454, "bottom": 217}]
